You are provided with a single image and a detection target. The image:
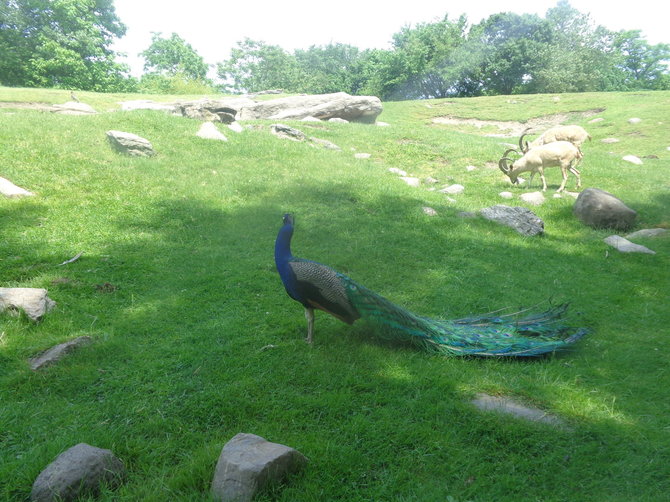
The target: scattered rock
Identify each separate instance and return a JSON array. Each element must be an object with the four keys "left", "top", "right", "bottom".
[
  {"left": 439, "top": 184, "right": 464, "bottom": 195},
  {"left": 301, "top": 116, "right": 321, "bottom": 122},
  {"left": 119, "top": 100, "right": 177, "bottom": 112},
  {"left": 465, "top": 165, "right": 477, "bottom": 172},
  {"left": 106, "top": 130, "right": 155, "bottom": 157},
  {"left": 589, "top": 117, "right": 605, "bottom": 123},
  {"left": 499, "top": 191, "right": 514, "bottom": 199},
  {"left": 376, "top": 122, "right": 390, "bottom": 127},
  {"left": 237, "top": 92, "right": 382, "bottom": 123},
  {"left": 424, "top": 176, "right": 439, "bottom": 184},
  {"left": 0, "top": 288, "right": 56, "bottom": 321},
  {"left": 31, "top": 443, "right": 125, "bottom": 502},
  {"left": 211, "top": 433, "right": 307, "bottom": 502},
  {"left": 328, "top": 117, "right": 349, "bottom": 124},
  {"left": 270, "top": 124, "right": 306, "bottom": 142},
  {"left": 472, "top": 393, "right": 566, "bottom": 427},
  {"left": 573, "top": 188, "right": 637, "bottom": 230},
  {"left": 400, "top": 177, "right": 420, "bottom": 187},
  {"left": 227, "top": 122, "right": 245, "bottom": 133},
  {"left": 196, "top": 122, "right": 228, "bottom": 141},
  {"left": 354, "top": 153, "right": 371, "bottom": 159},
  {"left": 626, "top": 228, "right": 667, "bottom": 239},
  {"left": 175, "top": 98, "right": 255, "bottom": 123},
  {"left": 422, "top": 207, "right": 438, "bottom": 216},
  {"left": 480, "top": 205, "right": 544, "bottom": 236},
  {"left": 601, "top": 138, "right": 620, "bottom": 144},
  {"left": 29, "top": 336, "right": 93, "bottom": 370},
  {"left": 0, "top": 176, "right": 34, "bottom": 198},
  {"left": 604, "top": 235, "right": 655, "bottom": 254},
  {"left": 52, "top": 101, "right": 96, "bottom": 115},
  {"left": 519, "top": 191, "right": 545, "bottom": 206},
  {"left": 622, "top": 155, "right": 643, "bottom": 165},
  {"left": 388, "top": 167, "right": 407, "bottom": 176},
  {"left": 308, "top": 137, "right": 341, "bottom": 150},
  {"left": 628, "top": 117, "right": 642, "bottom": 124}
]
